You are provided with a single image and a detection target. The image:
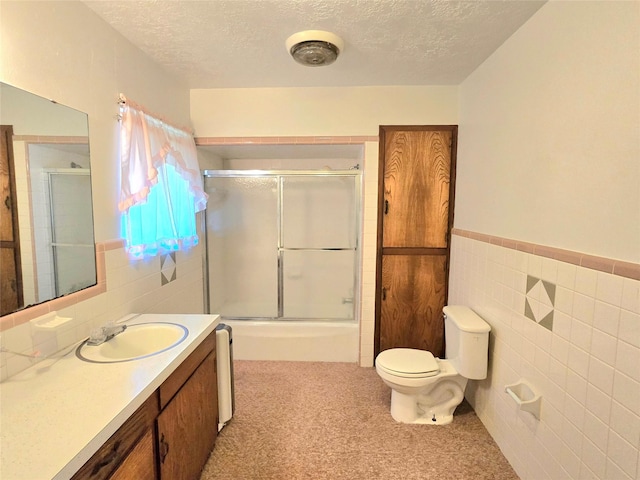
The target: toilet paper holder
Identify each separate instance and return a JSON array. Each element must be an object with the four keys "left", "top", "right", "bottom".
[{"left": 505, "top": 379, "right": 541, "bottom": 419}]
